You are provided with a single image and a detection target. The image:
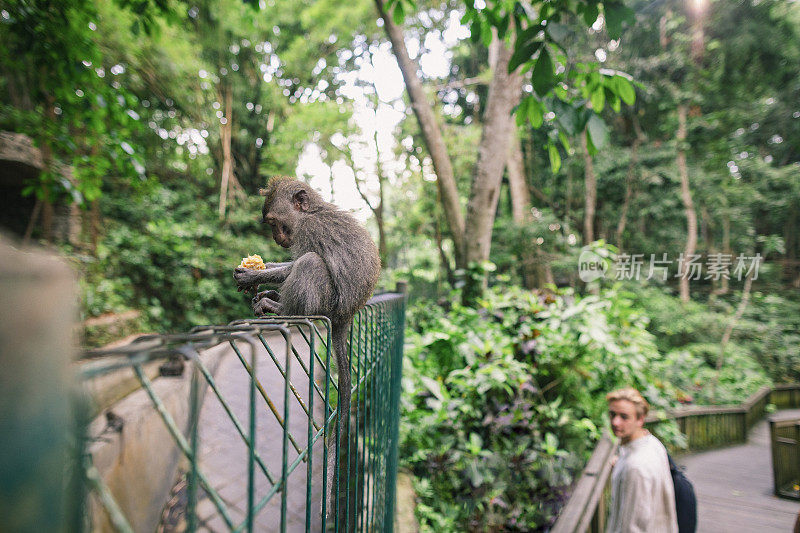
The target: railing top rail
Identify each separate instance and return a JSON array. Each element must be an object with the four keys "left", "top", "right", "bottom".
[
  {"left": 772, "top": 383, "right": 800, "bottom": 392},
  {"left": 365, "top": 291, "right": 405, "bottom": 306},
  {"left": 646, "top": 384, "right": 776, "bottom": 423},
  {"left": 78, "top": 291, "right": 405, "bottom": 367},
  {"left": 551, "top": 434, "right": 617, "bottom": 533},
  {"left": 741, "top": 385, "right": 773, "bottom": 410},
  {"left": 769, "top": 413, "right": 800, "bottom": 426}
]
